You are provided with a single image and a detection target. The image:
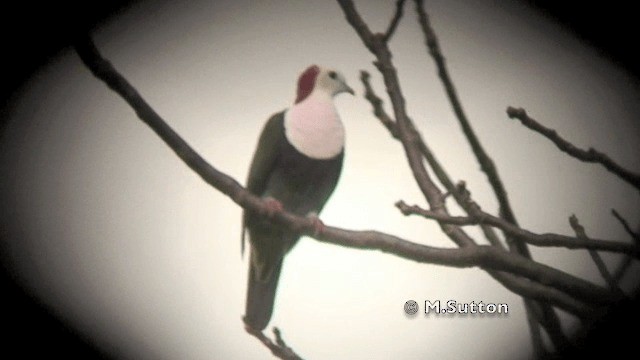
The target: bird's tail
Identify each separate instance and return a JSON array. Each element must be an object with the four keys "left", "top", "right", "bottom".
[{"left": 244, "top": 255, "right": 283, "bottom": 331}]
